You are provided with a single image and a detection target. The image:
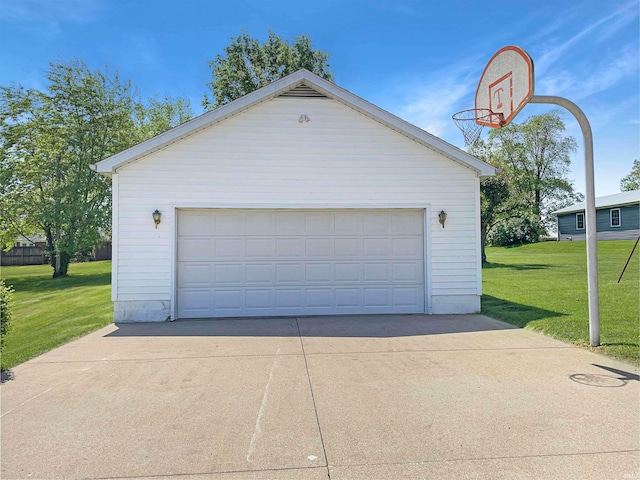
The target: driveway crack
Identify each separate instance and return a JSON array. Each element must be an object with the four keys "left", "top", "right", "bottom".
[{"left": 296, "top": 317, "right": 331, "bottom": 479}]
